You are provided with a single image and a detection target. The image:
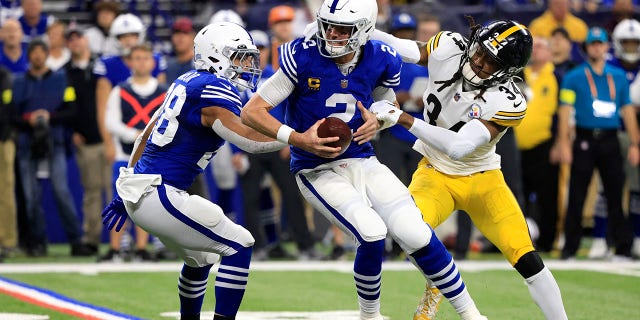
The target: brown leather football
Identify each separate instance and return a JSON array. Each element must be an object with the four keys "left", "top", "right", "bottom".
[{"left": 317, "top": 117, "right": 352, "bottom": 152}]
